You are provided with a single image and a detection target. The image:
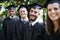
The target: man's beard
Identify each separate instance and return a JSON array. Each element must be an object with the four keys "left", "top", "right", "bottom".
[{"left": 29, "top": 15, "right": 37, "bottom": 22}]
